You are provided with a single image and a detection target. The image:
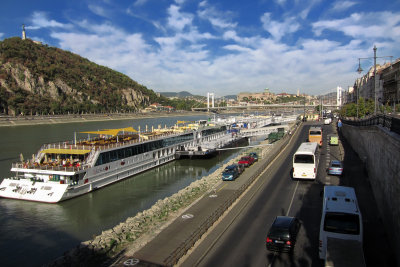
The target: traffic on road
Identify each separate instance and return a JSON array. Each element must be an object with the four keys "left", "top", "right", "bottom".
[{"left": 182, "top": 120, "right": 395, "bottom": 267}]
